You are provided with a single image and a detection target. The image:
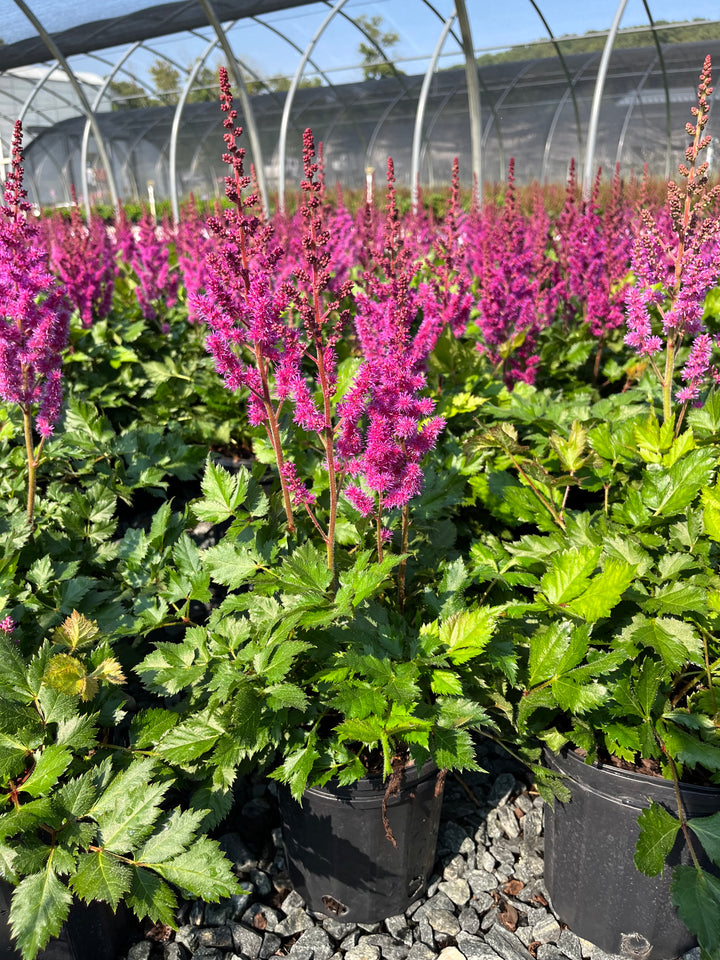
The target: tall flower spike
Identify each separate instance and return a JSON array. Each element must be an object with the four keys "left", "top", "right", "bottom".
[{"left": 0, "top": 120, "right": 70, "bottom": 522}]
